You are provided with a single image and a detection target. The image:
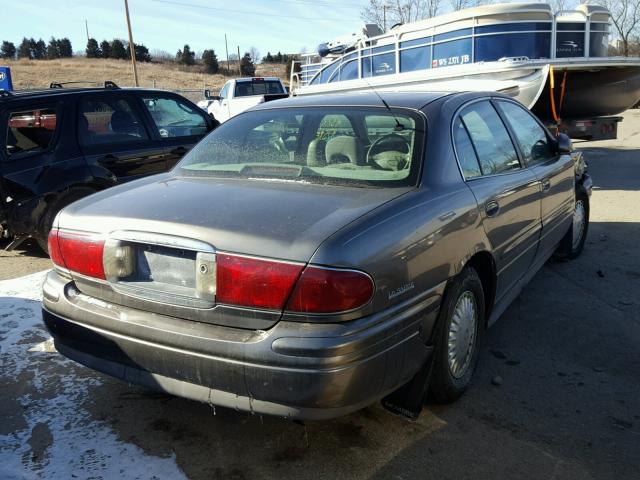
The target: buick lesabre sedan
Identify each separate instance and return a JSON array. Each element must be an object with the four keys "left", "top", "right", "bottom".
[{"left": 42, "top": 92, "right": 591, "bottom": 419}]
